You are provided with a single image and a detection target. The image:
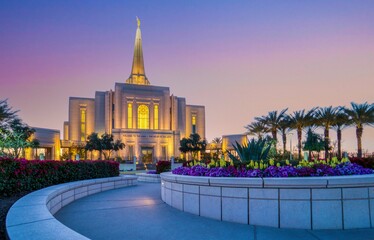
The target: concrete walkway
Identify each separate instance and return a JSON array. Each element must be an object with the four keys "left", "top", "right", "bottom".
[{"left": 55, "top": 183, "right": 374, "bottom": 240}]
